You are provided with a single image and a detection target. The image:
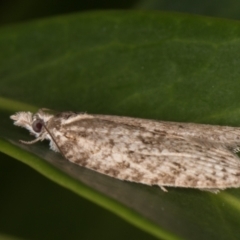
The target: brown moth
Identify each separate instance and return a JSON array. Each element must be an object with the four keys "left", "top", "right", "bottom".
[{"left": 10, "top": 109, "right": 240, "bottom": 192}]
